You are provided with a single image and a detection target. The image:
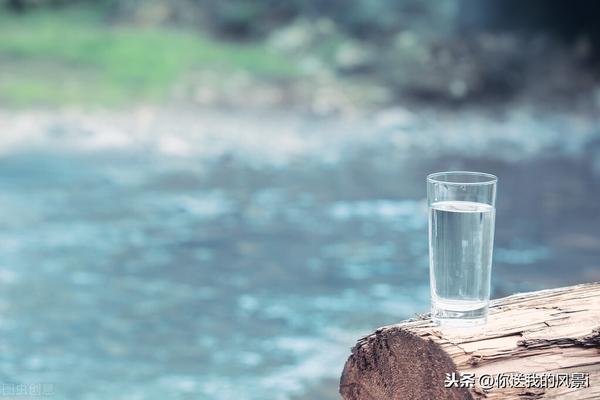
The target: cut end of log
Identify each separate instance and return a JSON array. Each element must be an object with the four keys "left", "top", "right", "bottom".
[
  {"left": 339, "top": 282, "right": 600, "bottom": 400},
  {"left": 340, "top": 327, "right": 471, "bottom": 400}
]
